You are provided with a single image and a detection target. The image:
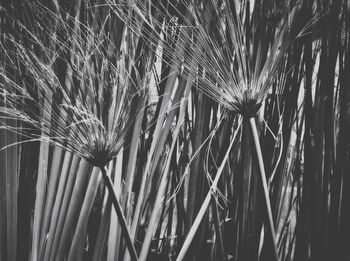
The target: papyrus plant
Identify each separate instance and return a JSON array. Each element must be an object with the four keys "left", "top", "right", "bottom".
[
  {"left": 108, "top": 0, "right": 308, "bottom": 260},
  {"left": 0, "top": 2, "right": 151, "bottom": 260}
]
